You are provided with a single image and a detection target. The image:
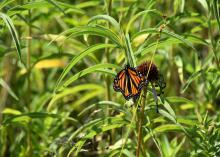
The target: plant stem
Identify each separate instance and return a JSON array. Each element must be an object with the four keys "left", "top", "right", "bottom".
[
  {"left": 136, "top": 23, "right": 162, "bottom": 157},
  {"left": 207, "top": 1, "right": 220, "bottom": 69},
  {"left": 27, "top": 5, "right": 32, "bottom": 110},
  {"left": 0, "top": 57, "right": 13, "bottom": 123},
  {"left": 104, "top": 0, "right": 112, "bottom": 112},
  {"left": 105, "top": 0, "right": 113, "bottom": 144},
  {"left": 26, "top": 2, "right": 32, "bottom": 156},
  {"left": 119, "top": 104, "right": 139, "bottom": 157},
  {"left": 136, "top": 87, "right": 147, "bottom": 157}
]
